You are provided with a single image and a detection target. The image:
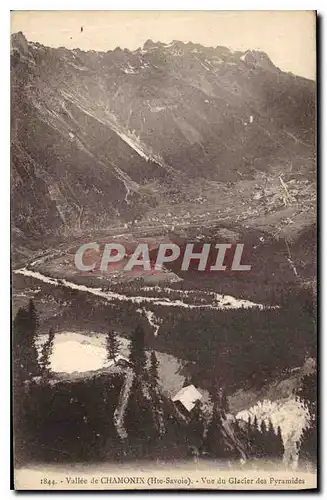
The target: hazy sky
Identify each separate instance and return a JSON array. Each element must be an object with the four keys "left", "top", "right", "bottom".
[{"left": 11, "top": 11, "right": 316, "bottom": 80}]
